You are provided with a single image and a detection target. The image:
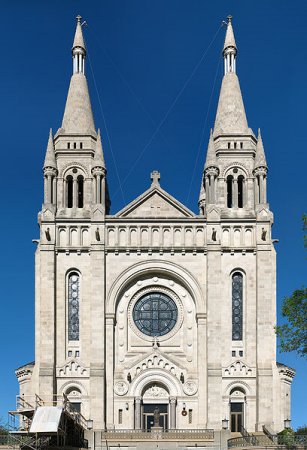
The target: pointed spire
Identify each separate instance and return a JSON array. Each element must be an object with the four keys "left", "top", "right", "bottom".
[
  {"left": 43, "top": 129, "right": 57, "bottom": 168},
  {"left": 255, "top": 129, "right": 267, "bottom": 168},
  {"left": 223, "top": 16, "right": 237, "bottom": 53},
  {"left": 213, "top": 72, "right": 249, "bottom": 136},
  {"left": 93, "top": 129, "right": 106, "bottom": 168},
  {"left": 59, "top": 17, "right": 96, "bottom": 136},
  {"left": 205, "top": 130, "right": 217, "bottom": 168},
  {"left": 73, "top": 15, "right": 86, "bottom": 53},
  {"left": 223, "top": 16, "right": 237, "bottom": 75}
]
